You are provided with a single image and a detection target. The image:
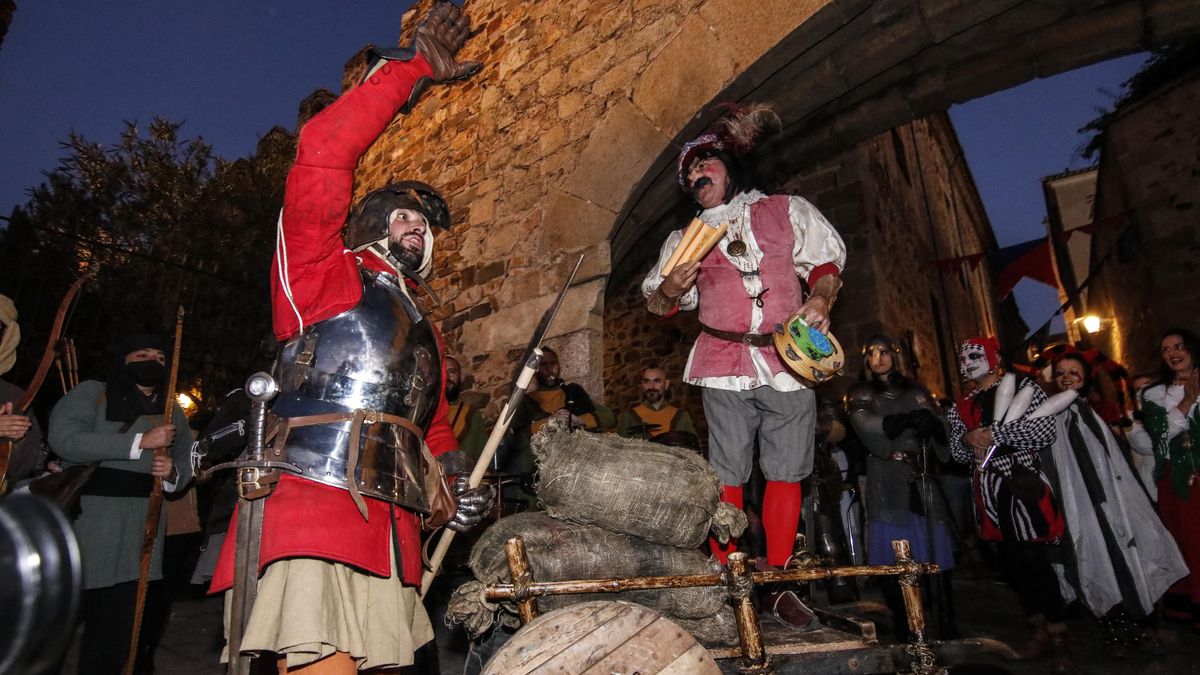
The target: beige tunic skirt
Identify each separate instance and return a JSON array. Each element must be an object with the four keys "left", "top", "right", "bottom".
[{"left": 224, "top": 550, "right": 433, "bottom": 671}]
